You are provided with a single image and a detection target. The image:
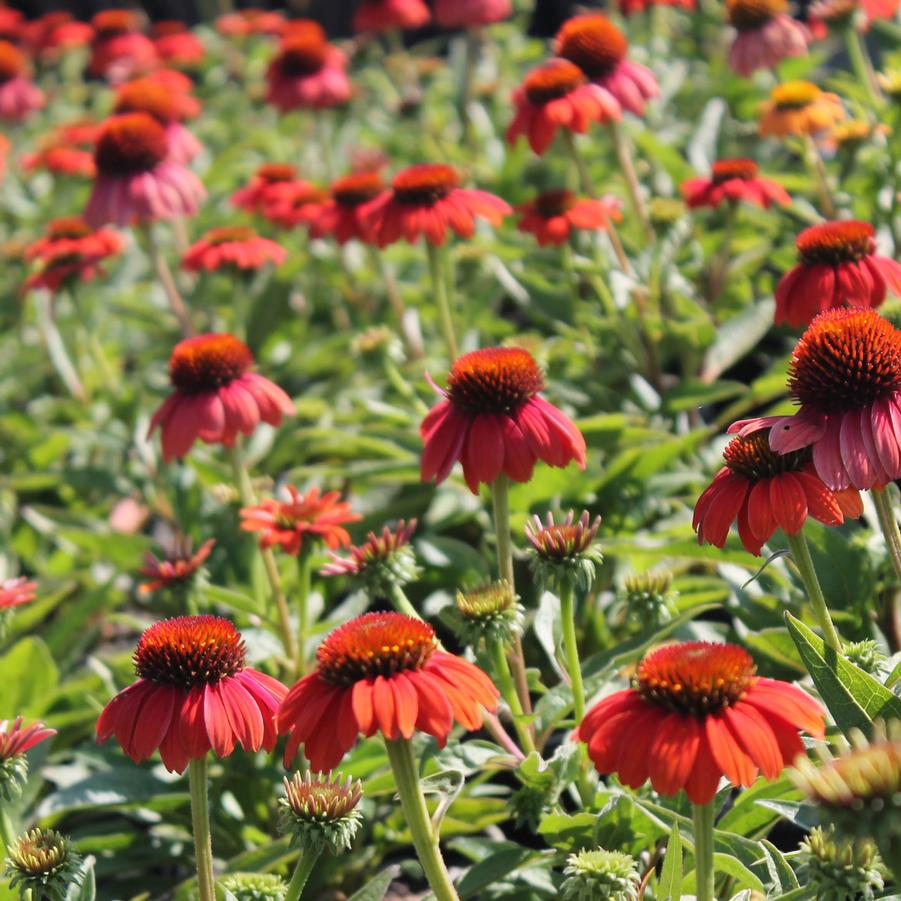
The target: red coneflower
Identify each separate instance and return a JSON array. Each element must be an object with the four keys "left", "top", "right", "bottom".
[
  {"left": 774, "top": 221, "right": 901, "bottom": 327},
  {"left": 216, "top": 8, "right": 286, "bottom": 37},
  {"left": 23, "top": 217, "right": 123, "bottom": 294},
  {"left": 0, "top": 7, "right": 23, "bottom": 43},
  {"left": 365, "top": 163, "right": 510, "bottom": 247},
  {"left": 55, "top": 119, "right": 101, "bottom": 146},
  {"left": 693, "top": 425, "right": 862, "bottom": 555},
  {"left": 555, "top": 15, "right": 659, "bottom": 116},
  {"left": 262, "top": 181, "right": 328, "bottom": 229},
  {"left": 20, "top": 145, "right": 96, "bottom": 179},
  {"left": 84, "top": 113, "right": 206, "bottom": 228},
  {"left": 735, "top": 309, "right": 901, "bottom": 491},
  {"left": 516, "top": 189, "right": 621, "bottom": 246},
  {"left": 0, "top": 577, "right": 37, "bottom": 611},
  {"left": 305, "top": 171, "right": 385, "bottom": 244},
  {"left": 152, "top": 21, "right": 205, "bottom": 67},
  {"left": 0, "top": 40, "right": 44, "bottom": 122},
  {"left": 137, "top": 537, "right": 215, "bottom": 594},
  {"left": 280, "top": 19, "right": 328, "bottom": 42},
  {"left": 147, "top": 332, "right": 294, "bottom": 462},
  {"left": 0, "top": 717, "right": 56, "bottom": 761},
  {"left": 96, "top": 616, "right": 287, "bottom": 773},
  {"left": 88, "top": 9, "right": 158, "bottom": 83},
  {"left": 726, "top": 0, "right": 809, "bottom": 77},
  {"left": 265, "top": 34, "right": 352, "bottom": 111},
  {"left": 24, "top": 12, "right": 93, "bottom": 60},
  {"left": 182, "top": 226, "right": 287, "bottom": 273},
  {"left": 618, "top": 0, "right": 695, "bottom": 14},
  {"left": 434, "top": 0, "right": 512, "bottom": 27},
  {"left": 420, "top": 347, "right": 587, "bottom": 493},
  {"left": 114, "top": 77, "right": 203, "bottom": 164},
  {"left": 277, "top": 611, "right": 498, "bottom": 769},
  {"left": 231, "top": 163, "right": 307, "bottom": 215},
  {"left": 352, "top": 0, "right": 431, "bottom": 33},
  {"left": 506, "top": 59, "right": 621, "bottom": 156},
  {"left": 681, "top": 159, "right": 791, "bottom": 210},
  {"left": 240, "top": 486, "right": 360, "bottom": 556},
  {"left": 577, "top": 642, "right": 825, "bottom": 804}
]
